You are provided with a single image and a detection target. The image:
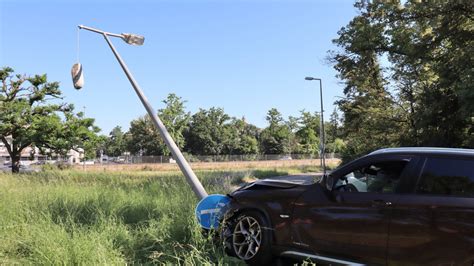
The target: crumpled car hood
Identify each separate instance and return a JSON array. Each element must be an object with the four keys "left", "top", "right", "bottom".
[{"left": 235, "top": 178, "right": 310, "bottom": 192}]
